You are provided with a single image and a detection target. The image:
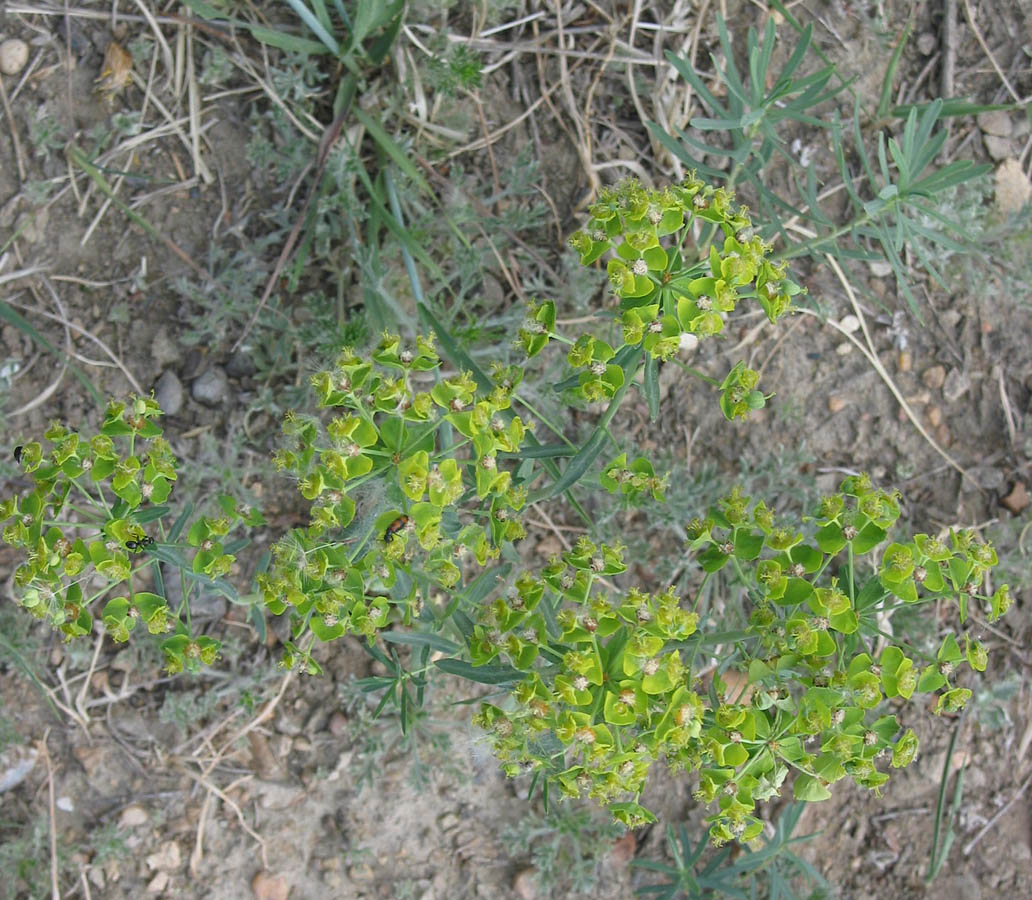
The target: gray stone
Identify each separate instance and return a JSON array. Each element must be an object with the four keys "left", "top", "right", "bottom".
[
  {"left": 977, "top": 110, "right": 1013, "bottom": 137},
  {"left": 191, "top": 366, "right": 229, "bottom": 406},
  {"left": 942, "top": 367, "right": 971, "bottom": 403},
  {"left": 153, "top": 370, "right": 184, "bottom": 416},
  {"left": 916, "top": 32, "right": 936, "bottom": 55},
  {"left": 150, "top": 331, "right": 180, "bottom": 368},
  {"left": 224, "top": 350, "right": 256, "bottom": 379},
  {"left": 984, "top": 134, "right": 1014, "bottom": 161}
]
